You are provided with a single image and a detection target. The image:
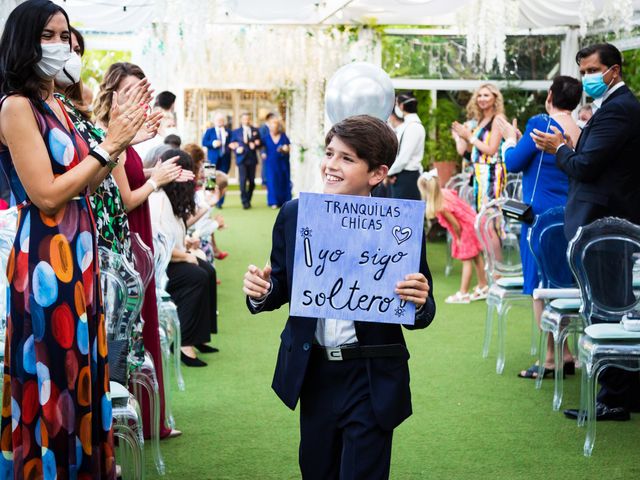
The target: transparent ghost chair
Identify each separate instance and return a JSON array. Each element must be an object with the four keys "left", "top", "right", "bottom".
[
  {"left": 99, "top": 246, "right": 145, "bottom": 479},
  {"left": 566, "top": 217, "right": 640, "bottom": 456},
  {"left": 443, "top": 173, "right": 472, "bottom": 277},
  {"left": 0, "top": 207, "right": 17, "bottom": 384},
  {"left": 152, "top": 232, "right": 184, "bottom": 427},
  {"left": 527, "top": 207, "right": 584, "bottom": 410},
  {"left": 128, "top": 233, "right": 166, "bottom": 475},
  {"left": 475, "top": 197, "right": 532, "bottom": 374}
]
